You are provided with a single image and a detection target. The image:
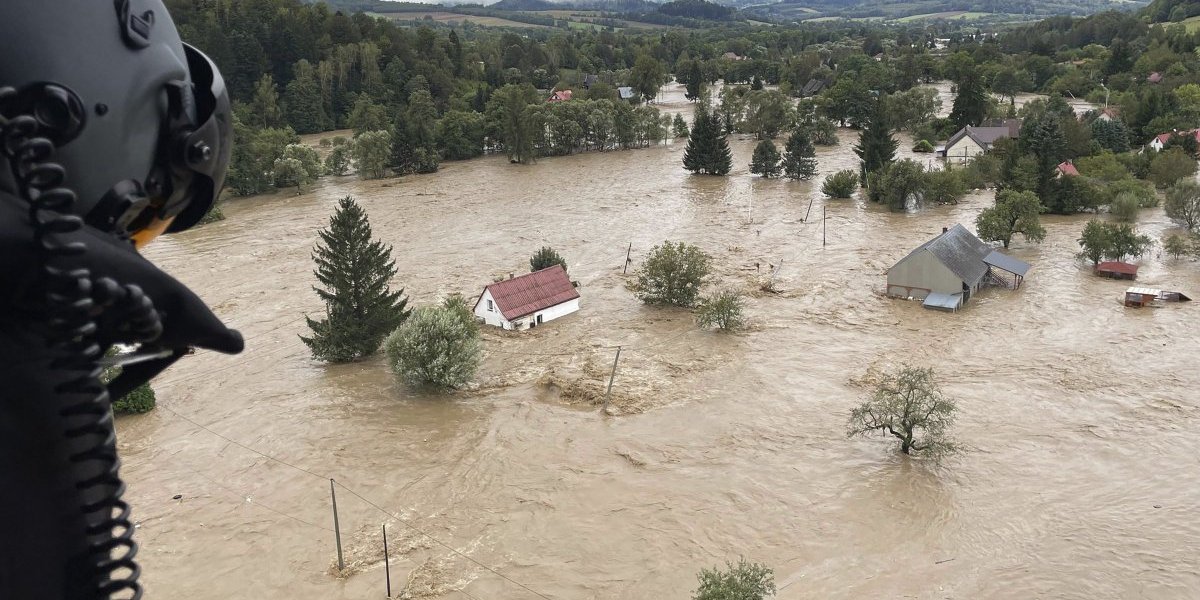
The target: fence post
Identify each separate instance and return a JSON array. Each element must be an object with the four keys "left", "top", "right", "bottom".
[
  {"left": 330, "top": 479, "right": 344, "bottom": 571},
  {"left": 603, "top": 346, "right": 622, "bottom": 414},
  {"left": 623, "top": 242, "right": 632, "bottom": 274},
  {"left": 383, "top": 524, "right": 391, "bottom": 597}
]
